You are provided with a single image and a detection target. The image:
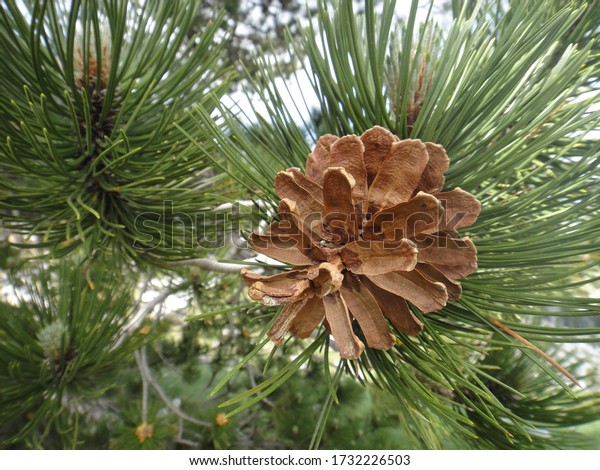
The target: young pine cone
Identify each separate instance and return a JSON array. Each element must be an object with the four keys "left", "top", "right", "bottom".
[{"left": 242, "top": 126, "right": 480, "bottom": 359}]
